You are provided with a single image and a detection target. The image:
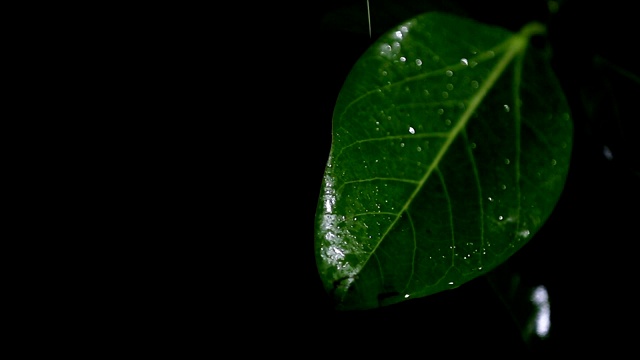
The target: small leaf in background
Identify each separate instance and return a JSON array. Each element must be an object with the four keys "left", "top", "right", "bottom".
[{"left": 315, "top": 12, "right": 573, "bottom": 310}]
